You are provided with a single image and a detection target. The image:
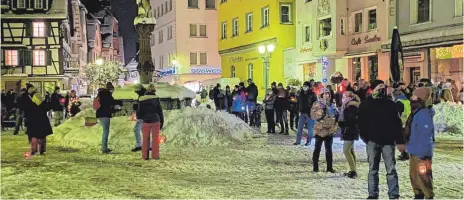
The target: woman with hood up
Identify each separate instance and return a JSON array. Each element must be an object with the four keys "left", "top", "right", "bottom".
[
  {"left": 311, "top": 88, "right": 337, "bottom": 173},
  {"left": 338, "top": 91, "right": 361, "bottom": 178}
]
